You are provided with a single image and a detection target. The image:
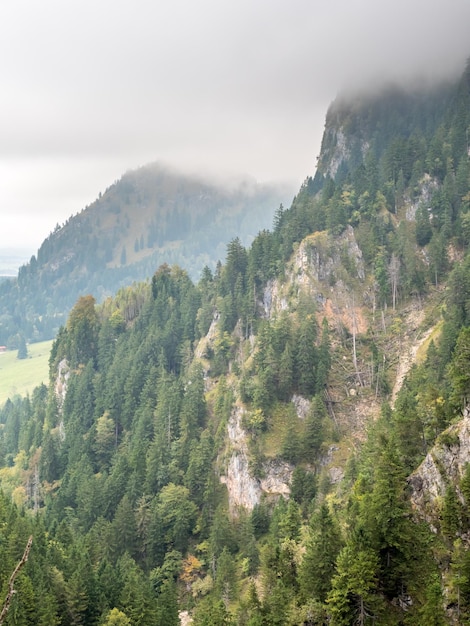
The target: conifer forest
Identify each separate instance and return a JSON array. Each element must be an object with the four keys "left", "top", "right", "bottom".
[{"left": 0, "top": 59, "right": 470, "bottom": 625}]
